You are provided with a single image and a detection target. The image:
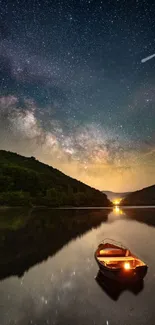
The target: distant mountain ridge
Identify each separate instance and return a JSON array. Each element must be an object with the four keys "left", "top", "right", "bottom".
[
  {"left": 102, "top": 190, "right": 131, "bottom": 201},
  {"left": 0, "top": 150, "right": 111, "bottom": 207},
  {"left": 121, "top": 185, "right": 155, "bottom": 206}
]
